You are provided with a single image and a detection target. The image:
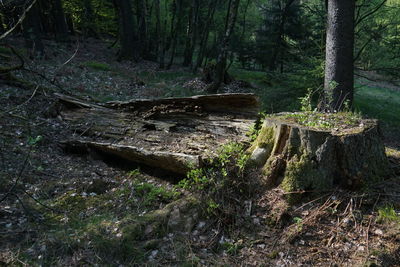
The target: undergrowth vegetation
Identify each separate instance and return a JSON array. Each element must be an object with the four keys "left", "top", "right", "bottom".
[
  {"left": 13, "top": 170, "right": 182, "bottom": 265},
  {"left": 178, "top": 143, "right": 259, "bottom": 224}
]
